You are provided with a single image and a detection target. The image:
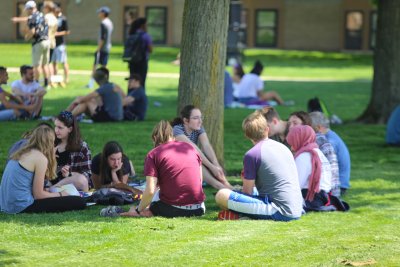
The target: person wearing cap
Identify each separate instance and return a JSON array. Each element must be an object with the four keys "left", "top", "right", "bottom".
[
  {"left": 12, "top": 1, "right": 51, "bottom": 88},
  {"left": 122, "top": 74, "right": 148, "bottom": 121},
  {"left": 87, "top": 6, "right": 113, "bottom": 89}
]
